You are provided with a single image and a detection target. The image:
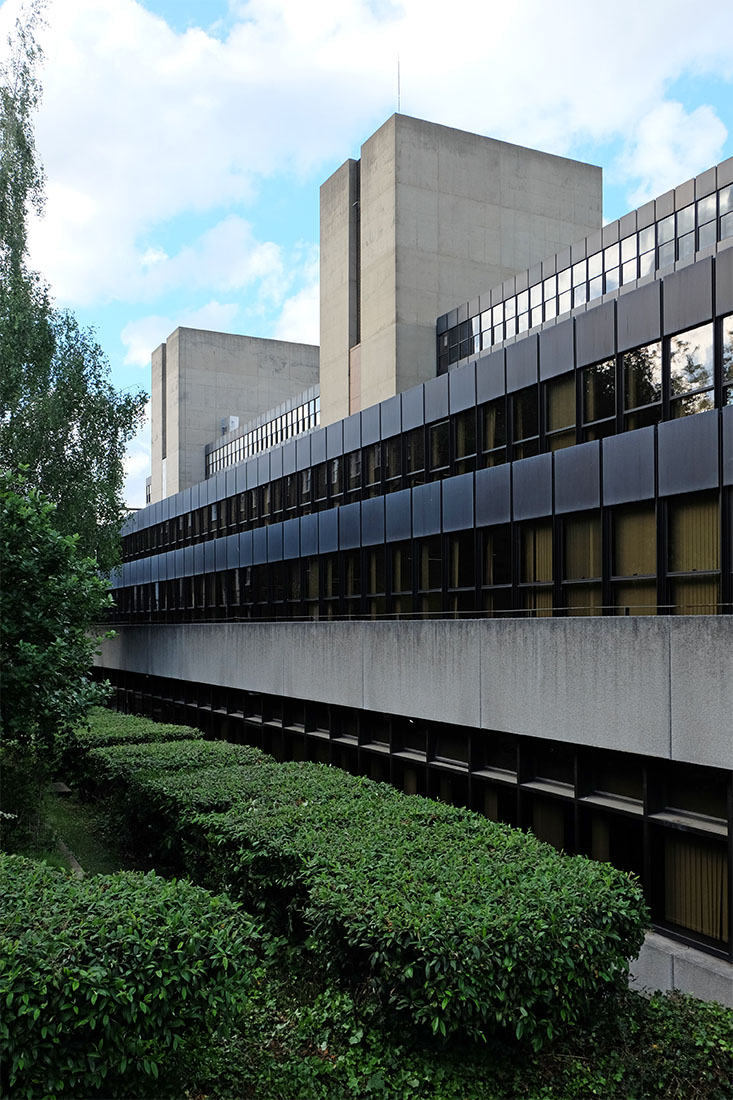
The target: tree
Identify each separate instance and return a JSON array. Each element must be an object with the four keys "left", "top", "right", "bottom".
[
  {"left": 0, "top": 2, "right": 147, "bottom": 571},
  {"left": 0, "top": 472, "right": 111, "bottom": 844}
]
